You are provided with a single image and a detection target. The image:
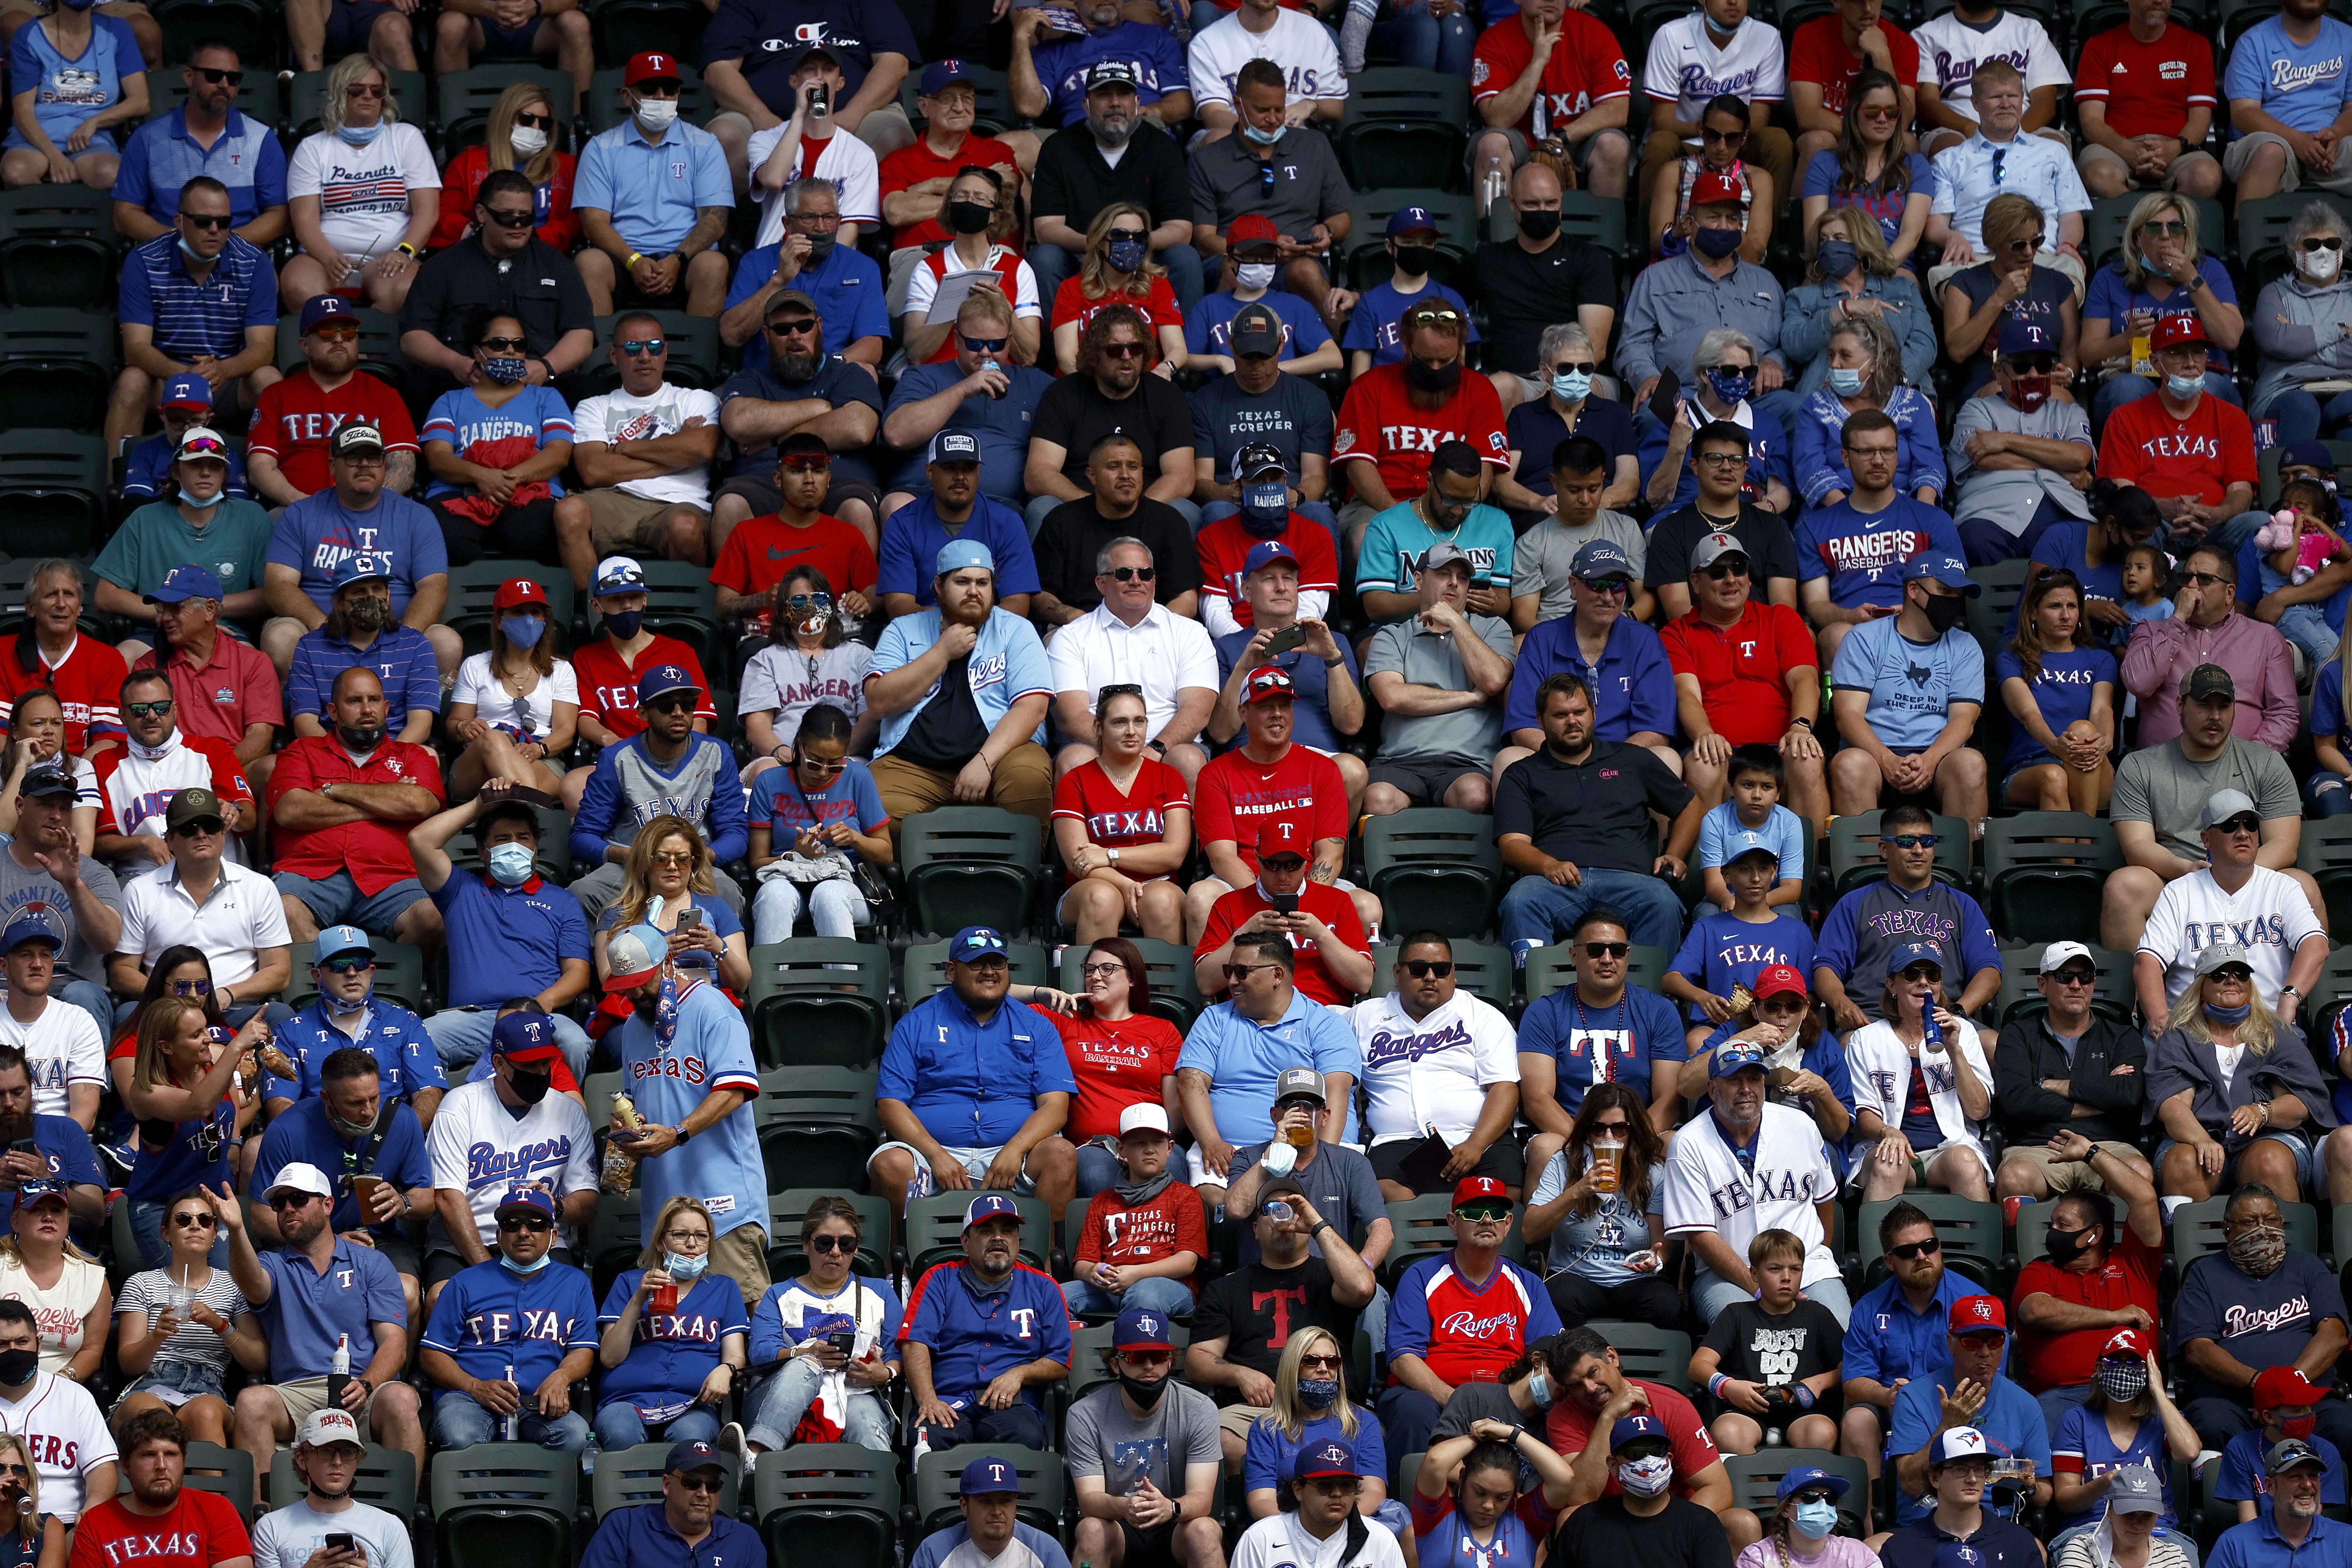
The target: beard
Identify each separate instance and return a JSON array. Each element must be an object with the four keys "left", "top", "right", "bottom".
[{"left": 776, "top": 348, "right": 824, "bottom": 381}]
